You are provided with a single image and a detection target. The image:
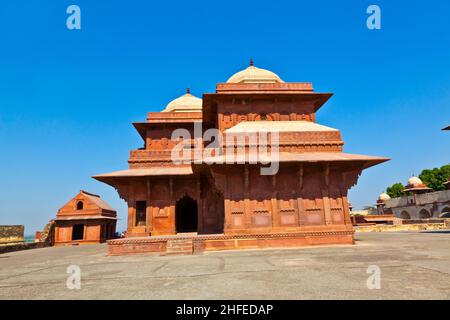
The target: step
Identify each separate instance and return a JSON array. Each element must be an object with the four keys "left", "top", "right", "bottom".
[{"left": 166, "top": 239, "right": 193, "bottom": 255}]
